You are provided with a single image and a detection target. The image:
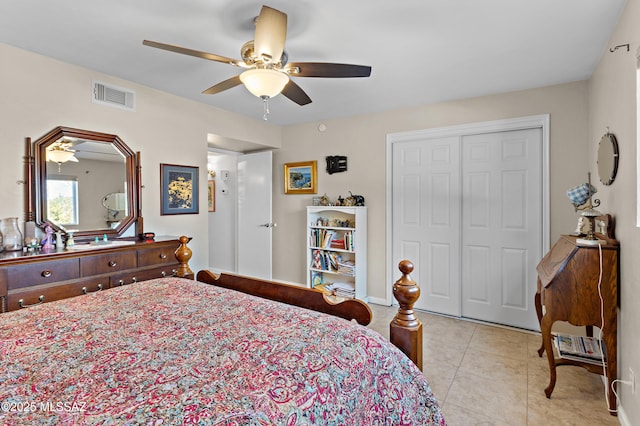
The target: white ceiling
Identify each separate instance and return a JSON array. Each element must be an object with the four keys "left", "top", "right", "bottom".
[{"left": 0, "top": 0, "right": 626, "bottom": 126}]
